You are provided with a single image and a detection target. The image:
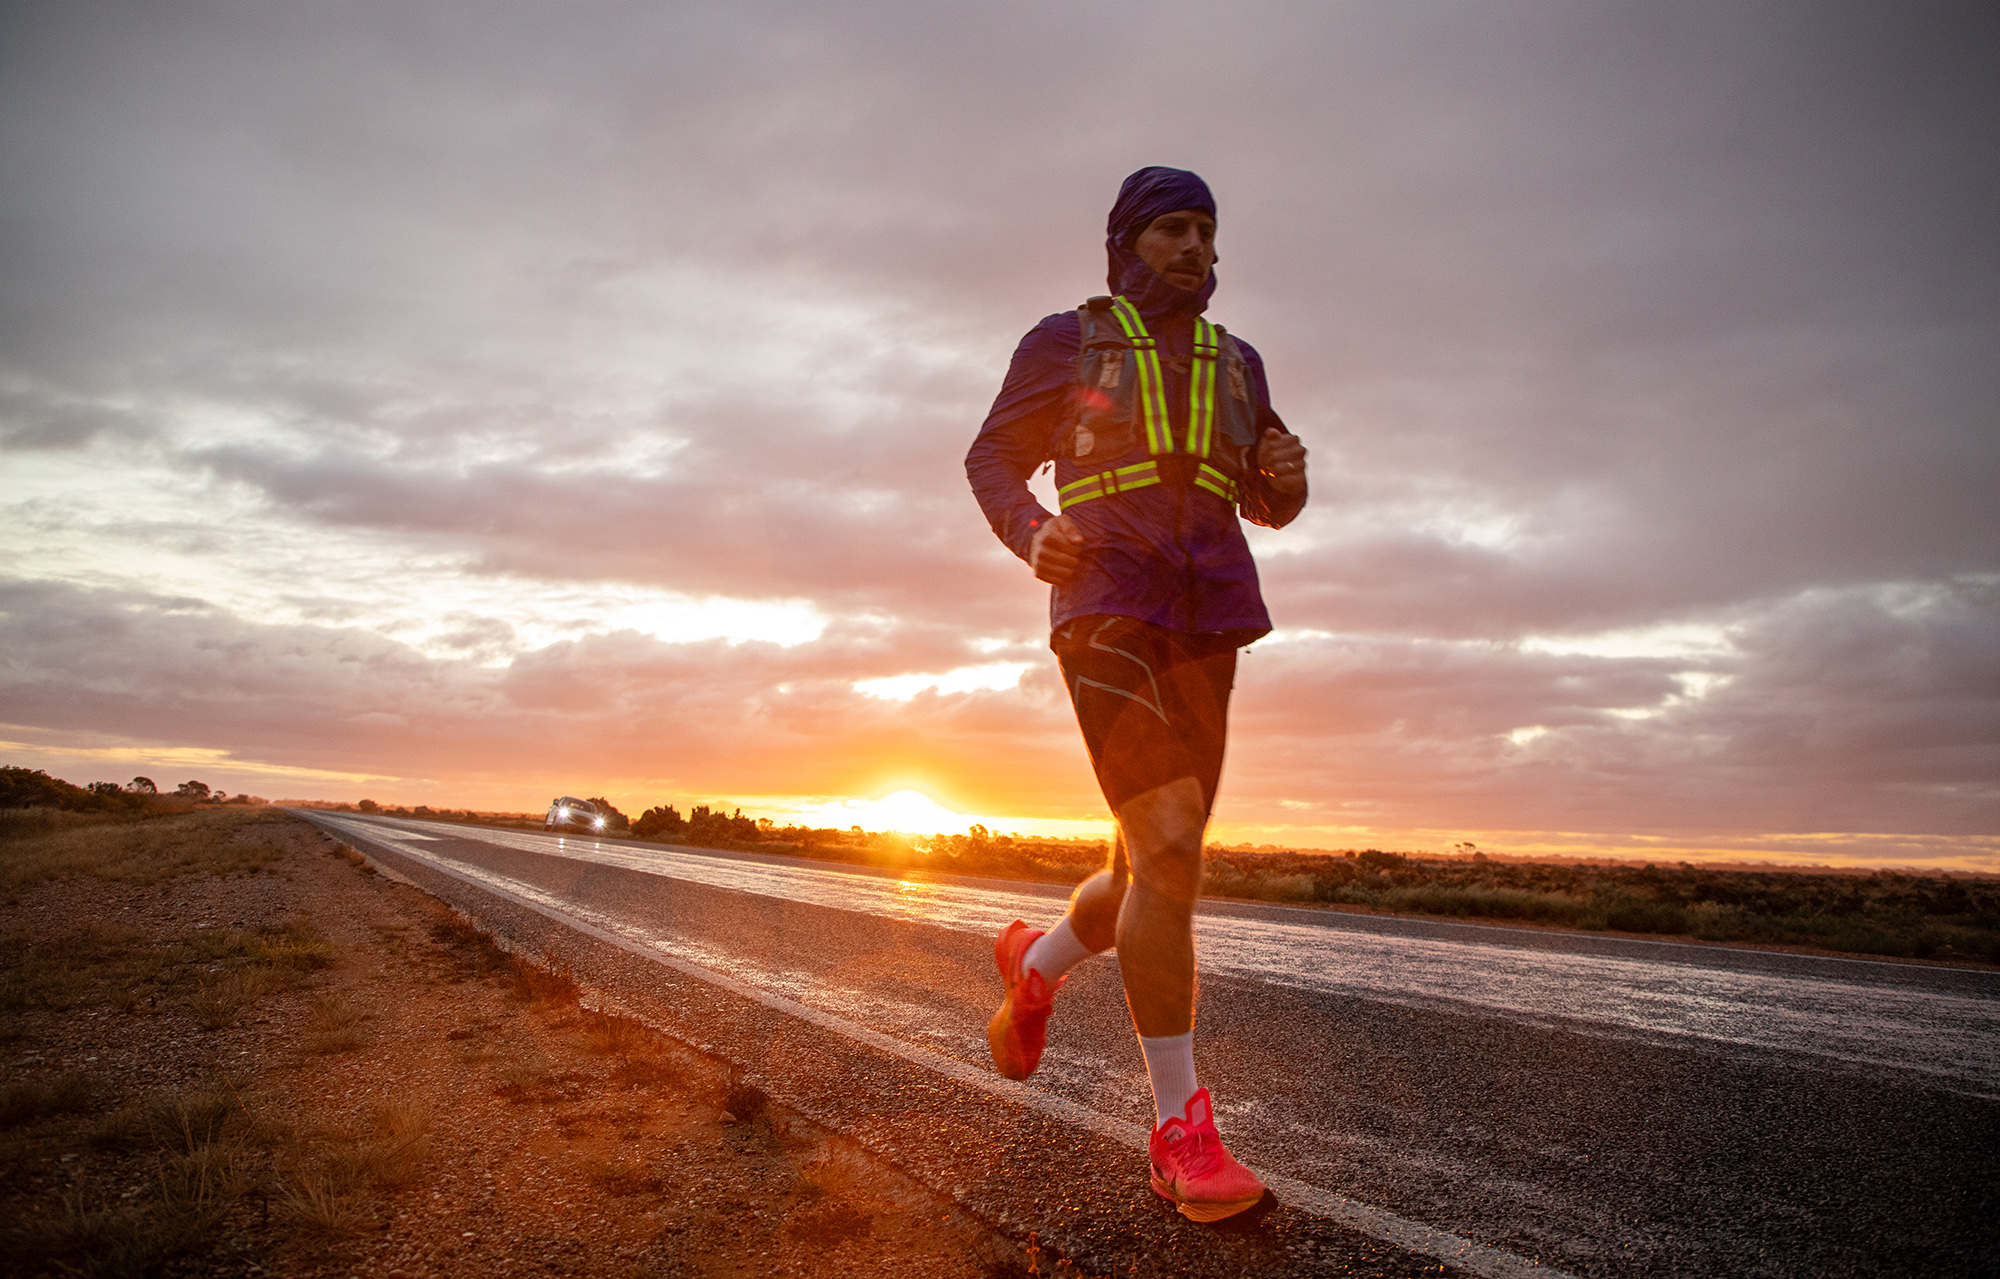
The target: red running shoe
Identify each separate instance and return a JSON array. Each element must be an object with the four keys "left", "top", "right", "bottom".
[
  {"left": 987, "top": 920, "right": 1063, "bottom": 1080},
  {"left": 1148, "top": 1088, "right": 1268, "bottom": 1222}
]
